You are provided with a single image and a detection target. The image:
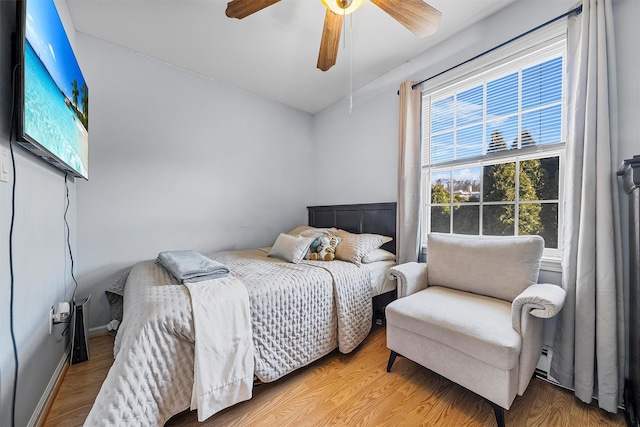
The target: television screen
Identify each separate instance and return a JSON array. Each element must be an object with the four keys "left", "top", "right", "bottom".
[{"left": 16, "top": 0, "right": 89, "bottom": 179}]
